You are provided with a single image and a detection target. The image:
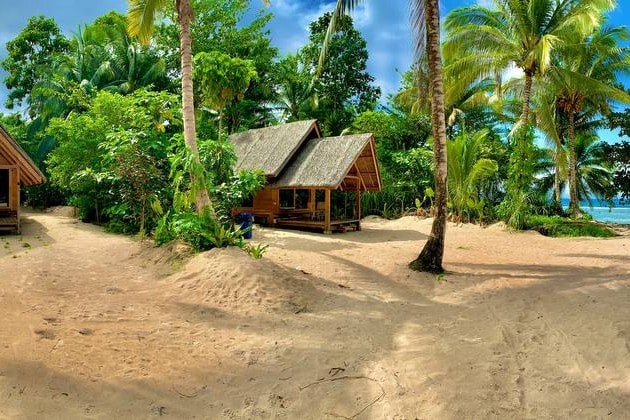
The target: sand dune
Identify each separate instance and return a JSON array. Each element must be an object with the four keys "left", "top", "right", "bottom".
[{"left": 0, "top": 210, "right": 628, "bottom": 418}]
